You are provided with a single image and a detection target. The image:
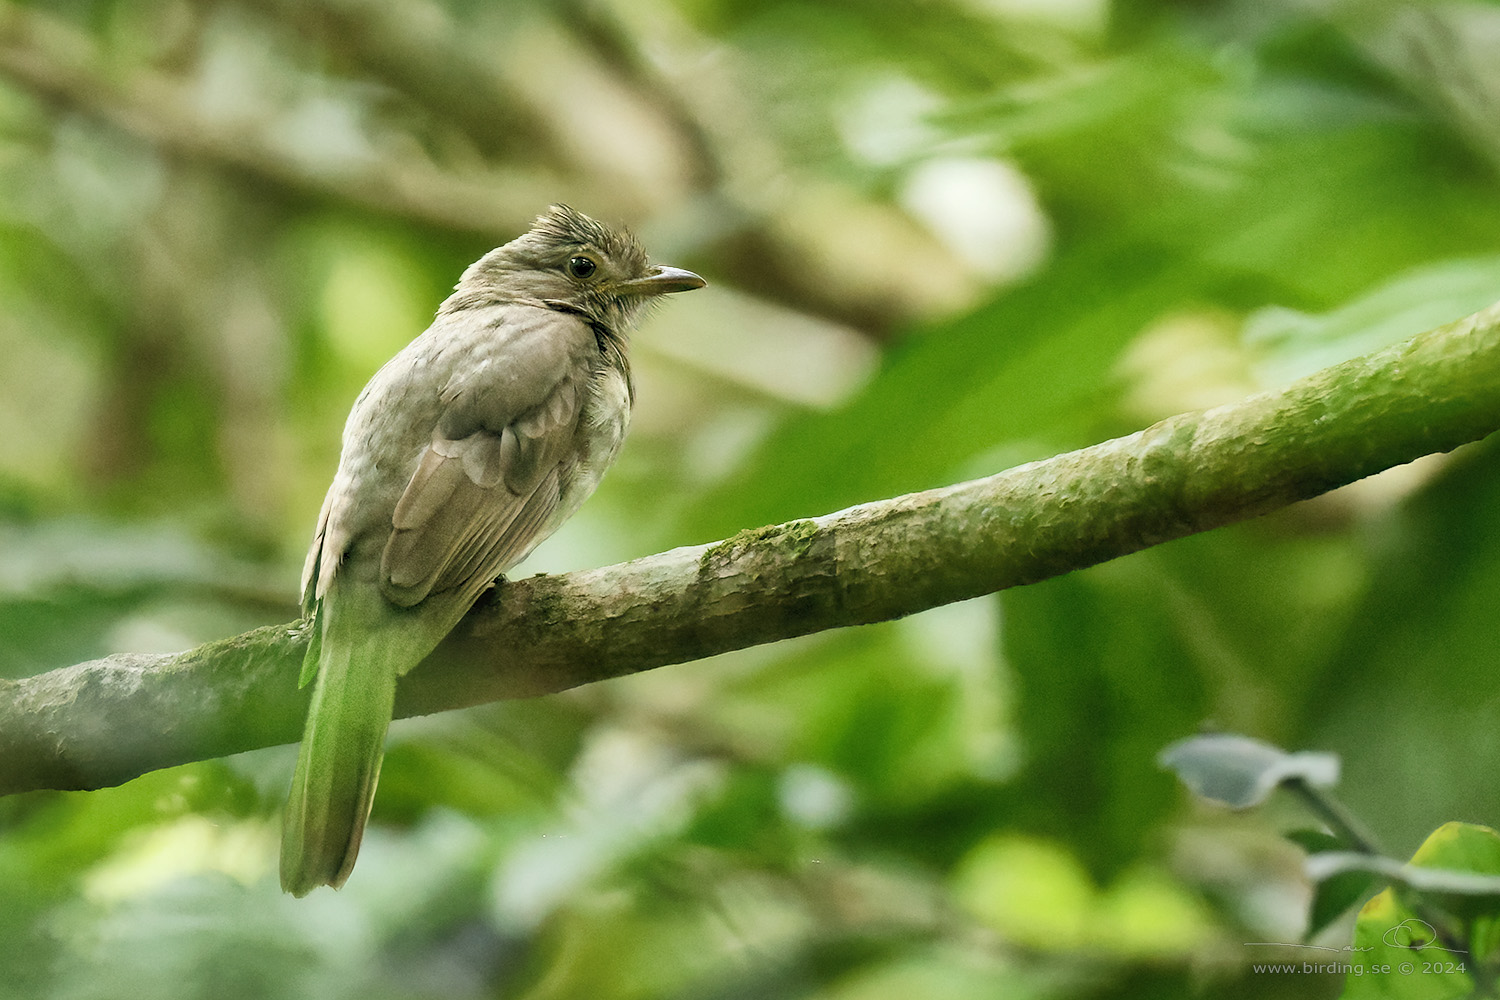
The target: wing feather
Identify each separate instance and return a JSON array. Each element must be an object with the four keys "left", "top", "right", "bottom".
[
  {"left": 390, "top": 447, "right": 464, "bottom": 532},
  {"left": 431, "top": 468, "right": 562, "bottom": 606},
  {"left": 379, "top": 375, "right": 584, "bottom": 609},
  {"left": 304, "top": 481, "right": 356, "bottom": 606},
  {"left": 301, "top": 485, "right": 335, "bottom": 607}
]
